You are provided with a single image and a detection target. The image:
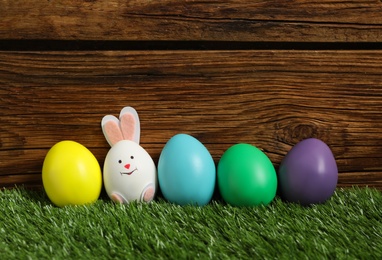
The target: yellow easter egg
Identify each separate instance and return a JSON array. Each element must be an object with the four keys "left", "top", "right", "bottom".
[{"left": 42, "top": 141, "right": 102, "bottom": 207}]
